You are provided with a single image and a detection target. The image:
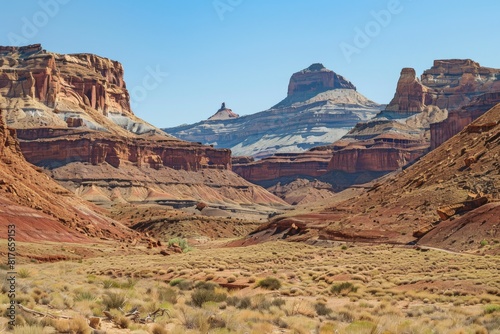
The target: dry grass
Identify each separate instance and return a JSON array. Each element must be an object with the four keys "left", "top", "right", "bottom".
[{"left": 1, "top": 241, "right": 499, "bottom": 333}]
